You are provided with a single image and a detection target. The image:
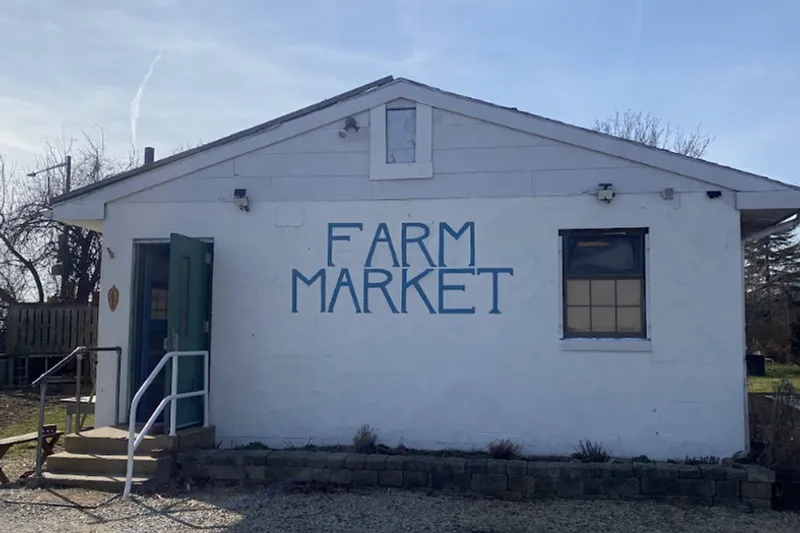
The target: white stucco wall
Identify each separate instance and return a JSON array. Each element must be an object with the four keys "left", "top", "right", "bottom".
[
  {"left": 84, "top": 105, "right": 748, "bottom": 459},
  {"left": 94, "top": 190, "right": 746, "bottom": 459}
]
